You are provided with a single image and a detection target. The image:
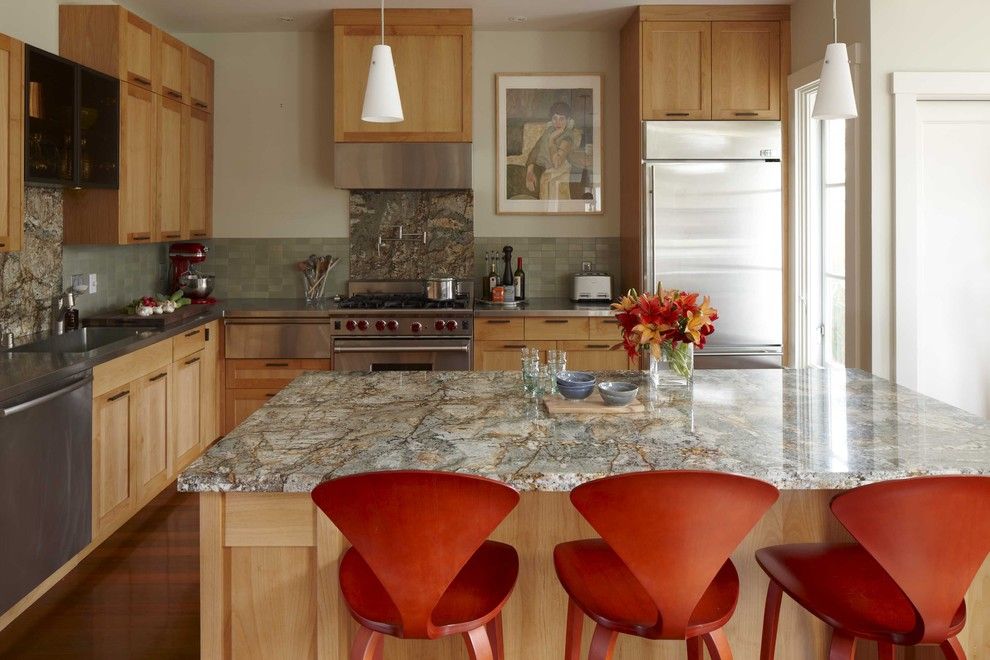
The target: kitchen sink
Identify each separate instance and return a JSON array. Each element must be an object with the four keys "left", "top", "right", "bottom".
[{"left": 9, "top": 327, "right": 150, "bottom": 354}]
